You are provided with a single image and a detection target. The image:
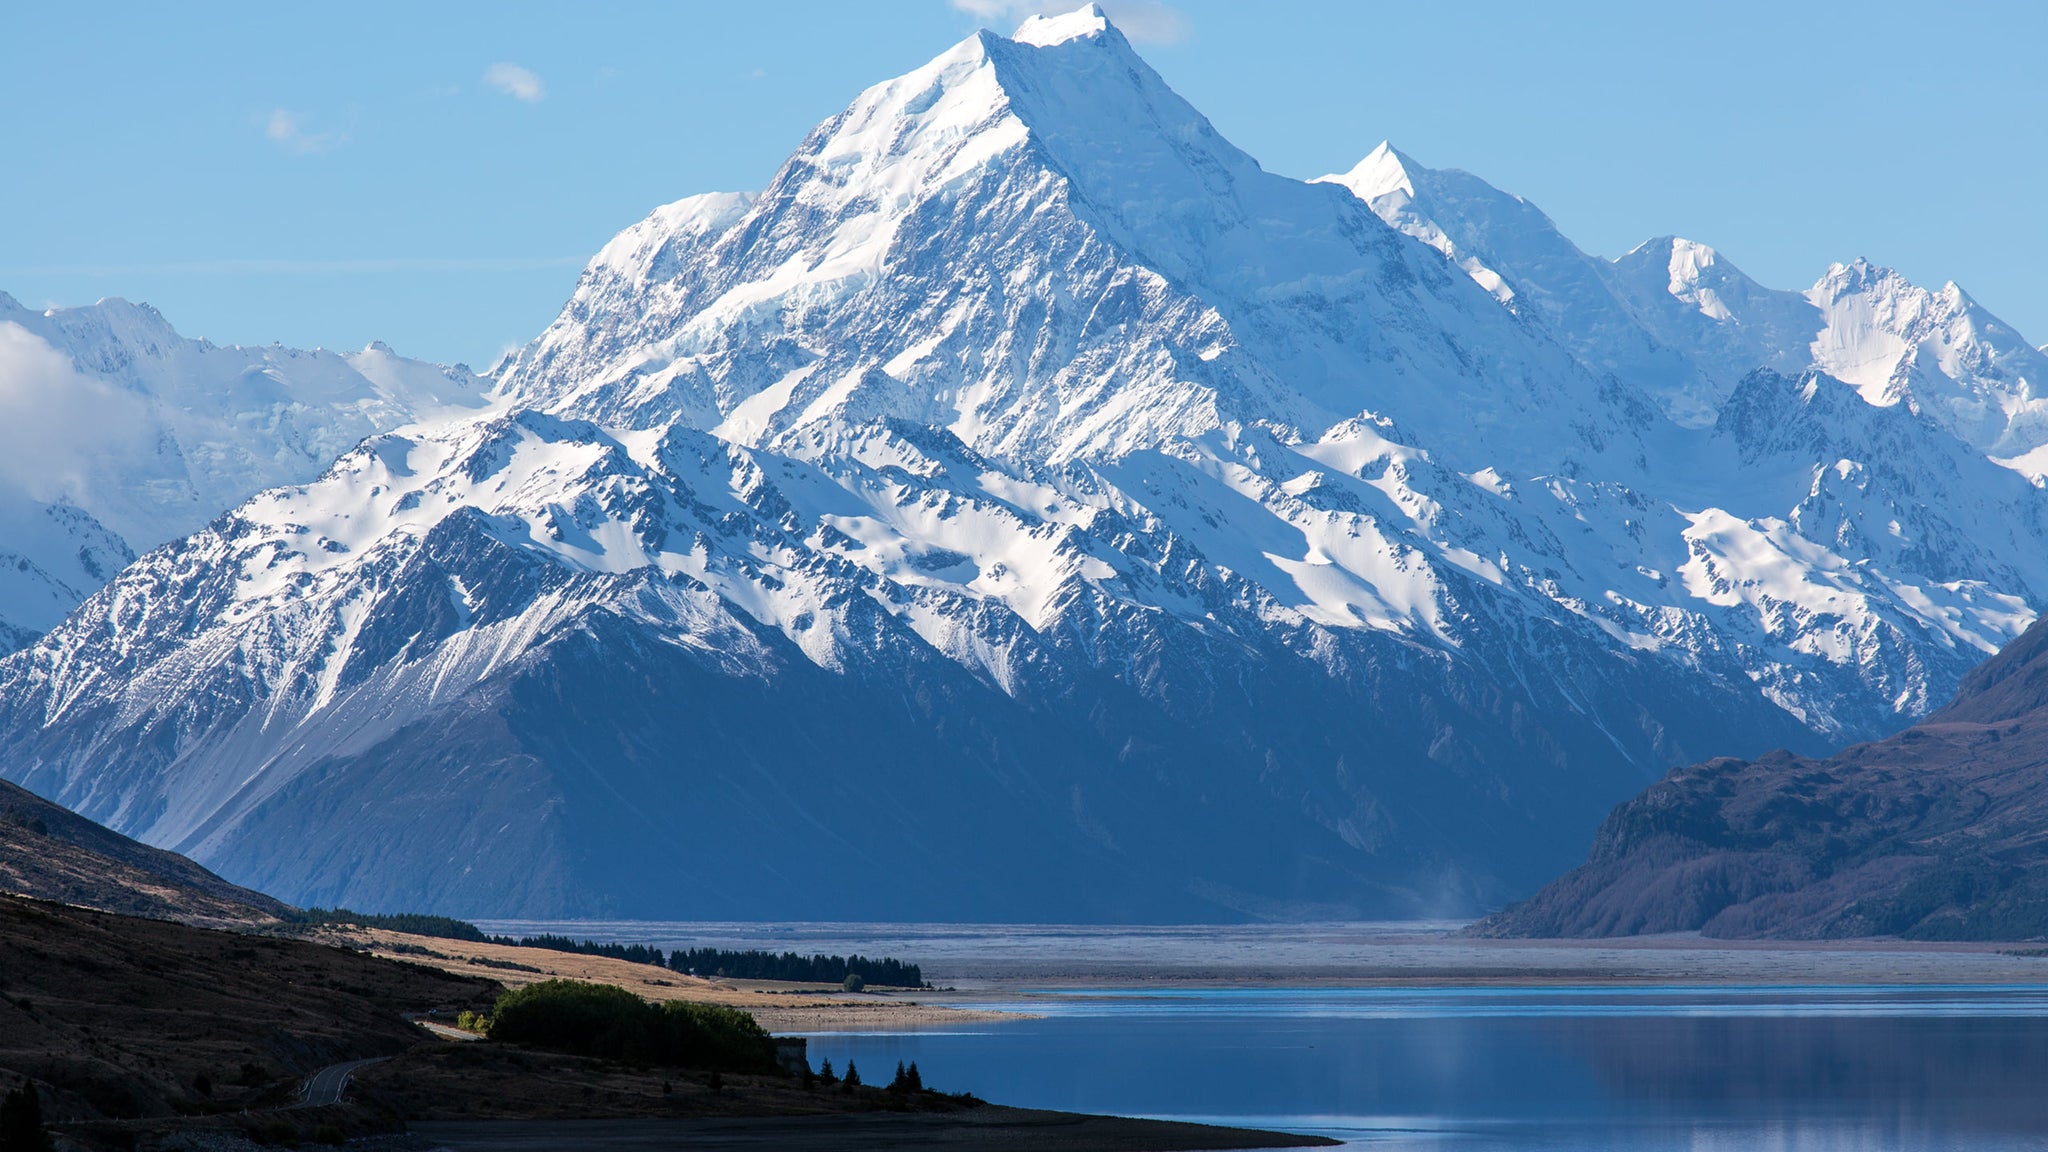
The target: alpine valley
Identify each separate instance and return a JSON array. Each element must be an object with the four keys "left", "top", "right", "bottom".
[{"left": 3, "top": 6, "right": 2045, "bottom": 920}]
